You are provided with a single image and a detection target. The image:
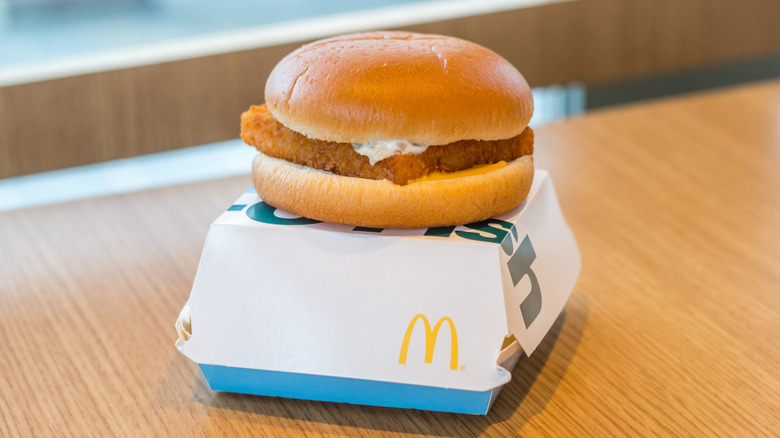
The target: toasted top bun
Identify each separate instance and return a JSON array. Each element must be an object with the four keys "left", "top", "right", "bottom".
[{"left": 264, "top": 31, "right": 533, "bottom": 145}]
